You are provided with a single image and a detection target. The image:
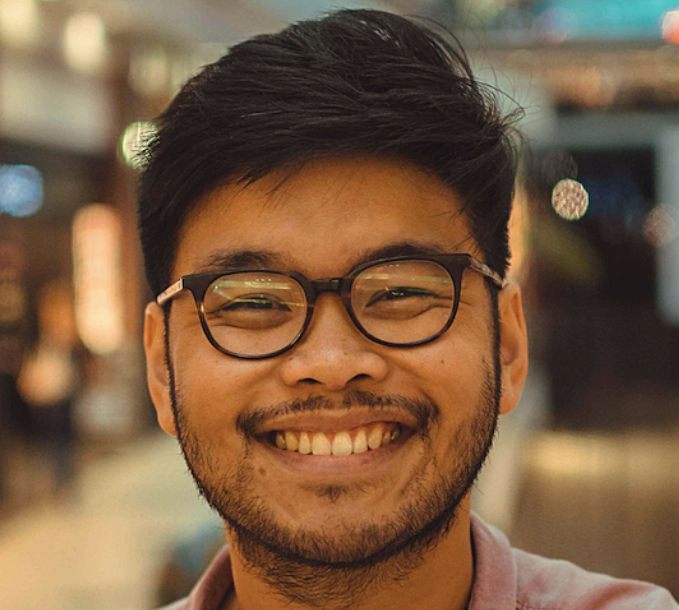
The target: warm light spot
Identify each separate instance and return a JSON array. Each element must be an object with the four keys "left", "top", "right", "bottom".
[
  {"left": 63, "top": 12, "right": 107, "bottom": 74},
  {"left": 661, "top": 10, "right": 679, "bottom": 45},
  {"left": 552, "top": 178, "right": 589, "bottom": 221},
  {"left": 0, "top": 165, "right": 44, "bottom": 217},
  {"left": 529, "top": 433, "right": 619, "bottom": 479},
  {"left": 120, "top": 121, "right": 157, "bottom": 169},
  {"left": 72, "top": 204, "right": 125, "bottom": 354},
  {"left": 129, "top": 44, "right": 171, "bottom": 97},
  {"left": 644, "top": 204, "right": 679, "bottom": 247},
  {"left": 0, "top": 0, "right": 38, "bottom": 48},
  {"left": 575, "top": 67, "right": 617, "bottom": 107}
]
